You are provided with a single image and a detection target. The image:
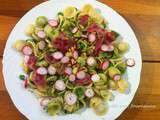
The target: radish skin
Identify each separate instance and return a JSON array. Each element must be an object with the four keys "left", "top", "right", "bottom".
[
  {"left": 52, "top": 51, "right": 63, "bottom": 60},
  {"left": 126, "top": 58, "right": 135, "bottom": 67},
  {"left": 101, "top": 60, "right": 109, "bottom": 70},
  {"left": 48, "top": 19, "right": 58, "bottom": 27},
  {"left": 22, "top": 45, "right": 32, "bottom": 55},
  {"left": 36, "top": 67, "right": 48, "bottom": 75},
  {"left": 91, "top": 74, "right": 100, "bottom": 82},
  {"left": 76, "top": 71, "right": 86, "bottom": 80},
  {"left": 88, "top": 33, "right": 96, "bottom": 42},
  {"left": 55, "top": 80, "right": 66, "bottom": 91}
]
